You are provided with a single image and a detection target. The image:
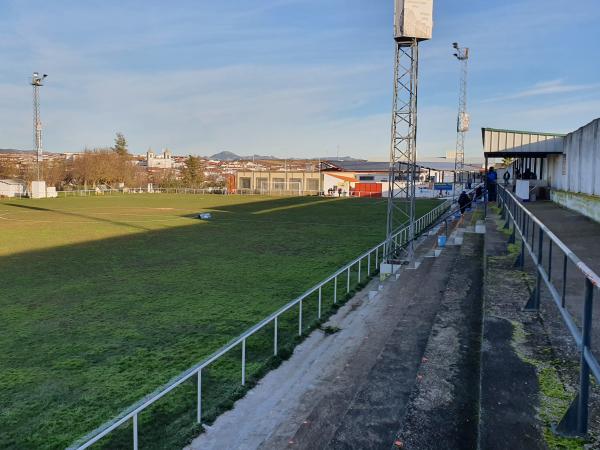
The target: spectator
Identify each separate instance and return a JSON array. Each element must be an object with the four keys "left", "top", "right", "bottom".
[
  {"left": 458, "top": 190, "right": 470, "bottom": 215},
  {"left": 486, "top": 166, "right": 497, "bottom": 201},
  {"left": 503, "top": 170, "right": 511, "bottom": 186}
]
